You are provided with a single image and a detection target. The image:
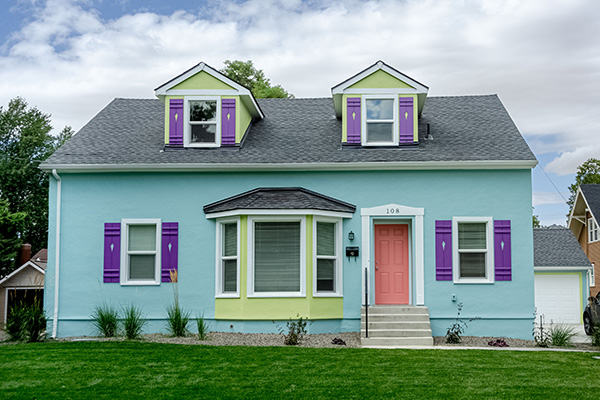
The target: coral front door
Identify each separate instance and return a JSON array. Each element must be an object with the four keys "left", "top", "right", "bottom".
[{"left": 375, "top": 224, "right": 409, "bottom": 304}]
